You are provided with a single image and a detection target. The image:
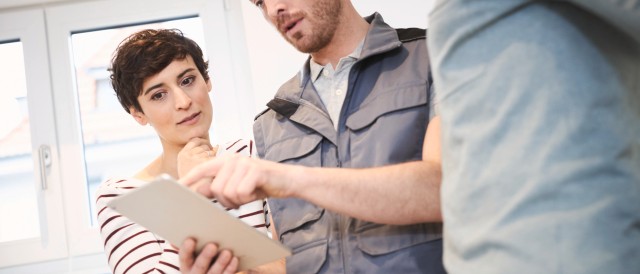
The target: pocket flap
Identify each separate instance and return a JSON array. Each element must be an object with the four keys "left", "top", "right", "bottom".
[
  {"left": 264, "top": 134, "right": 323, "bottom": 163},
  {"left": 357, "top": 223, "right": 442, "bottom": 256},
  {"left": 270, "top": 198, "right": 324, "bottom": 236},
  {"left": 287, "top": 239, "right": 327, "bottom": 273},
  {"left": 345, "top": 82, "right": 428, "bottom": 131}
]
